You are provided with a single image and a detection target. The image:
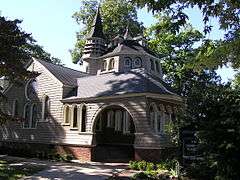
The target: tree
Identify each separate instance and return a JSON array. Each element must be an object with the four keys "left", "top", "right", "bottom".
[
  {"left": 71, "top": 0, "right": 144, "bottom": 64},
  {"left": 131, "top": 0, "right": 240, "bottom": 75},
  {"left": 0, "top": 16, "right": 62, "bottom": 123},
  {"left": 0, "top": 16, "right": 62, "bottom": 82}
]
